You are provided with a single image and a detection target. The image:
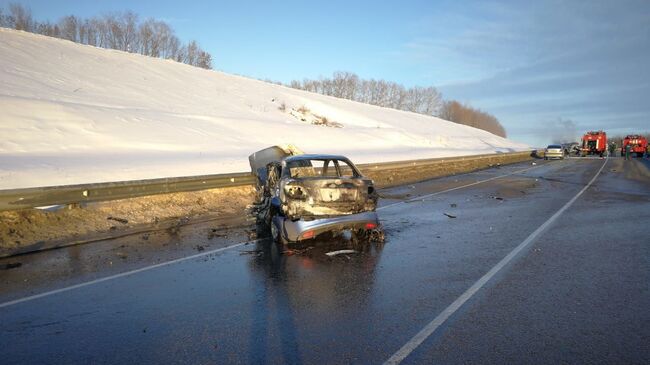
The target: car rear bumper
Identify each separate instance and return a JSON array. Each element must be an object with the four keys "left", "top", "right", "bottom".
[
  {"left": 545, "top": 151, "right": 564, "bottom": 158},
  {"left": 277, "top": 211, "right": 379, "bottom": 242}
]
